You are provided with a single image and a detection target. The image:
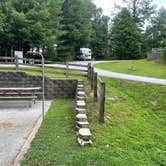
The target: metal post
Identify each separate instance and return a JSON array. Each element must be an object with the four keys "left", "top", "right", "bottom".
[
  {"left": 27, "top": 51, "right": 45, "bottom": 121},
  {"left": 40, "top": 53, "right": 45, "bottom": 121}
]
